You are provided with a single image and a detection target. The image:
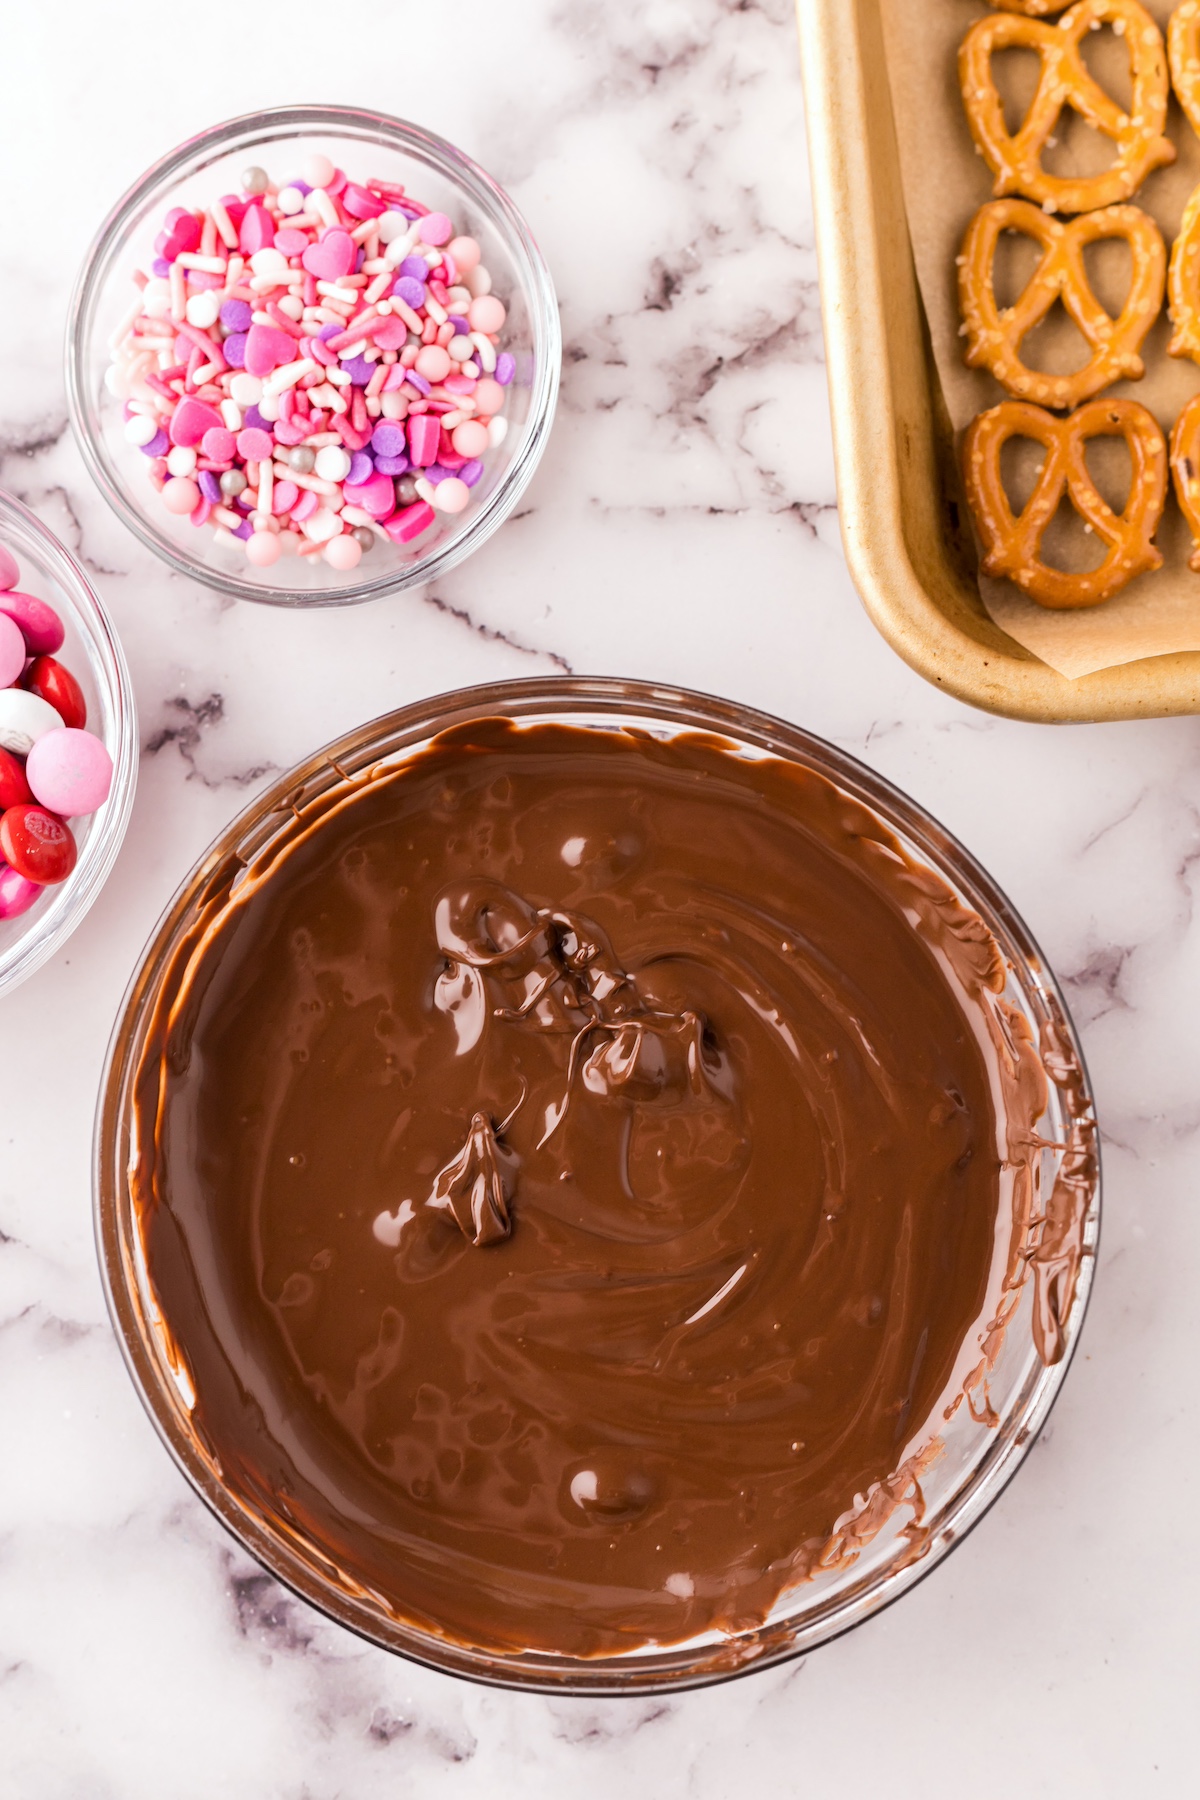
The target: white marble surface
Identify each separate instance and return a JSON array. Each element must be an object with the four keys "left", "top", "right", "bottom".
[{"left": 1, "top": 1, "right": 1197, "bottom": 1793}]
